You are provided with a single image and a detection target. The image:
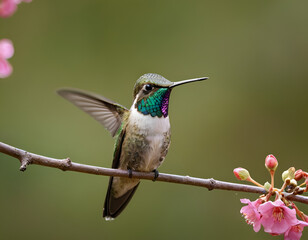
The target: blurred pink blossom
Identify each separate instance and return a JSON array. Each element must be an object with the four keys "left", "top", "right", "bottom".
[
  {"left": 258, "top": 199, "right": 298, "bottom": 235},
  {"left": 0, "top": 0, "right": 17, "bottom": 17},
  {"left": 0, "top": 0, "right": 31, "bottom": 18},
  {"left": 0, "top": 39, "right": 14, "bottom": 78},
  {"left": 284, "top": 221, "right": 308, "bottom": 240},
  {"left": 0, "top": 39, "right": 14, "bottom": 58},
  {"left": 240, "top": 198, "right": 262, "bottom": 232},
  {"left": 0, "top": 58, "right": 12, "bottom": 78}
]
